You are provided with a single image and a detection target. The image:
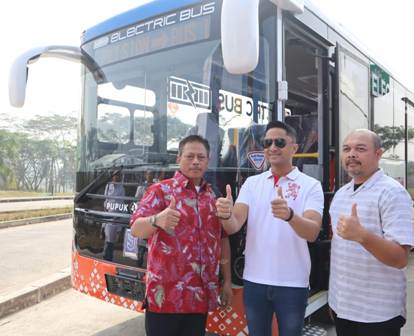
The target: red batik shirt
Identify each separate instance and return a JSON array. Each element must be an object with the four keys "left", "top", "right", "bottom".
[{"left": 130, "top": 171, "right": 223, "bottom": 313}]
